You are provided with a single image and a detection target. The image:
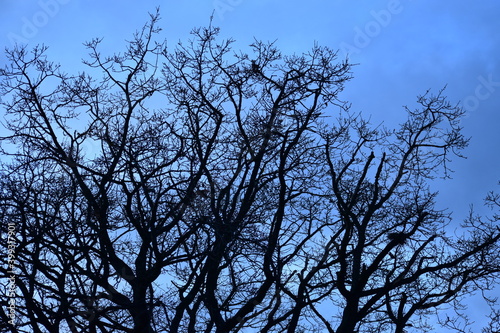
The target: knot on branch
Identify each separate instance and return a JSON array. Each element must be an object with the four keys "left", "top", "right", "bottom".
[{"left": 388, "top": 232, "right": 409, "bottom": 245}]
